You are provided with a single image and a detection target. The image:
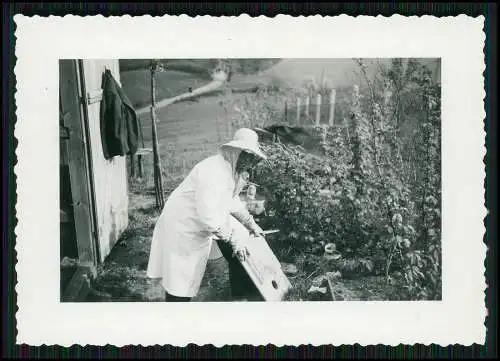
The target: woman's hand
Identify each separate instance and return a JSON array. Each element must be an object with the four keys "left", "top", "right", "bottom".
[
  {"left": 250, "top": 223, "right": 265, "bottom": 238},
  {"left": 230, "top": 238, "right": 250, "bottom": 261},
  {"left": 233, "top": 245, "right": 250, "bottom": 262}
]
